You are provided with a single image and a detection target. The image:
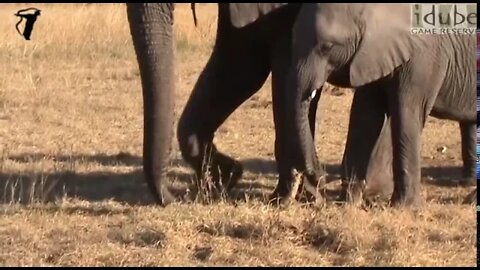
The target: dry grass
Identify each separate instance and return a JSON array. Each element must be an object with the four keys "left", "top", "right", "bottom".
[{"left": 0, "top": 3, "right": 476, "bottom": 266}]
